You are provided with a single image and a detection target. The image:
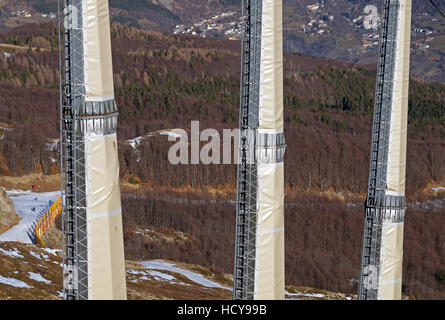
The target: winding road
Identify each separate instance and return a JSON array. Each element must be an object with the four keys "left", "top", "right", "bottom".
[{"left": 0, "top": 190, "right": 59, "bottom": 244}]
